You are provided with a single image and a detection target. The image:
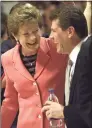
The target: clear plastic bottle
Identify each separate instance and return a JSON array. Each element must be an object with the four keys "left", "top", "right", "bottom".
[{"left": 48, "top": 88, "right": 62, "bottom": 128}]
